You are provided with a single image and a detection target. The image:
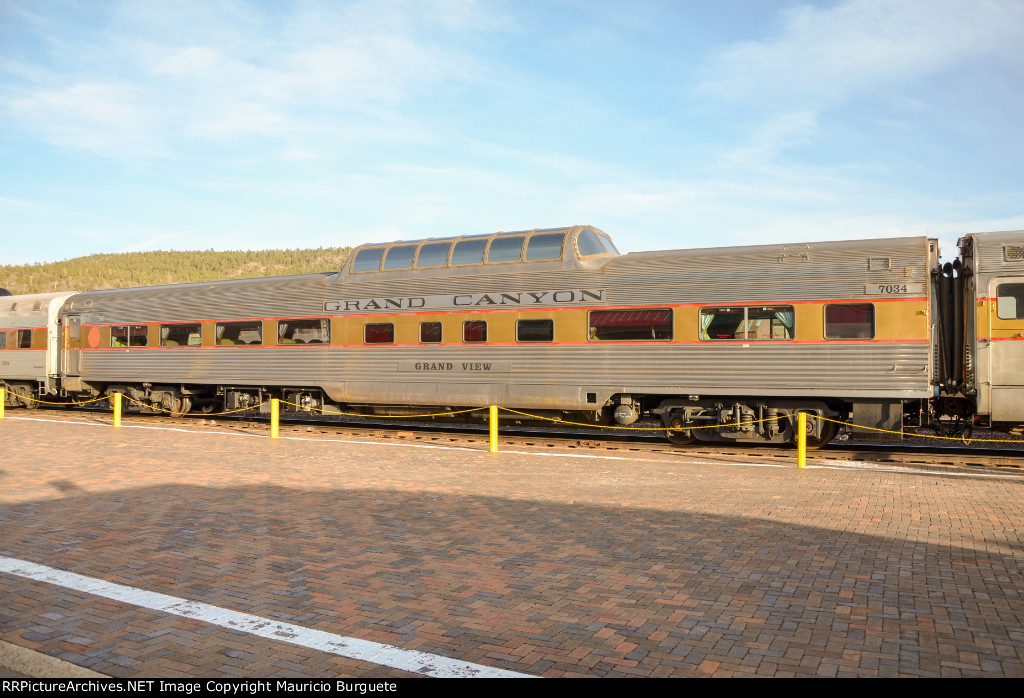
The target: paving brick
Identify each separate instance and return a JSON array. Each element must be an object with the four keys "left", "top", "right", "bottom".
[{"left": 0, "top": 416, "right": 1023, "bottom": 677}]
